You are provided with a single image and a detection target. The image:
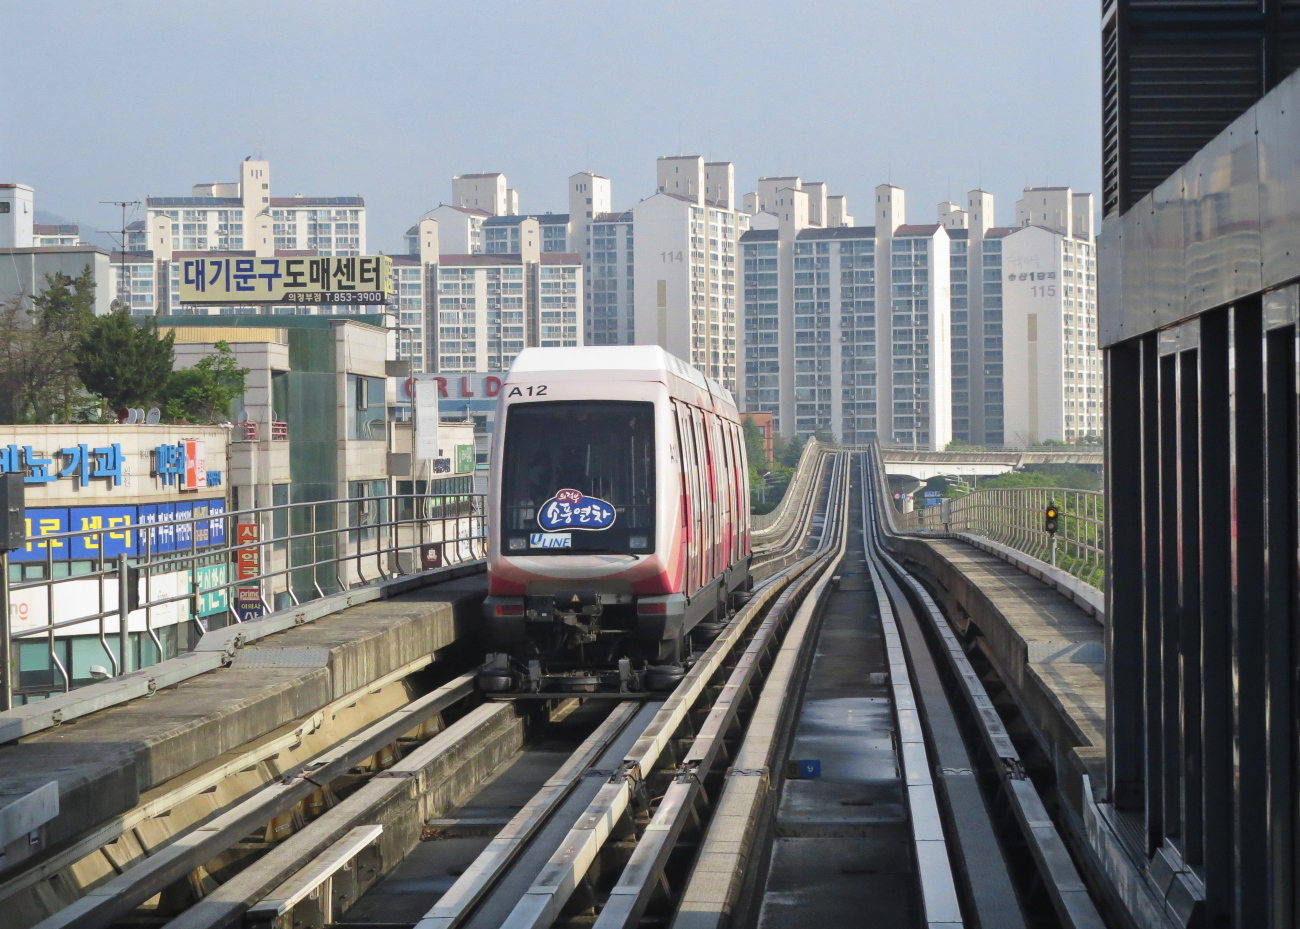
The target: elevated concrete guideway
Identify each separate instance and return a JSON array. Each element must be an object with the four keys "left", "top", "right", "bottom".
[
  {"left": 0, "top": 563, "right": 488, "bottom": 916},
  {"left": 879, "top": 447, "right": 1103, "bottom": 482}
]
